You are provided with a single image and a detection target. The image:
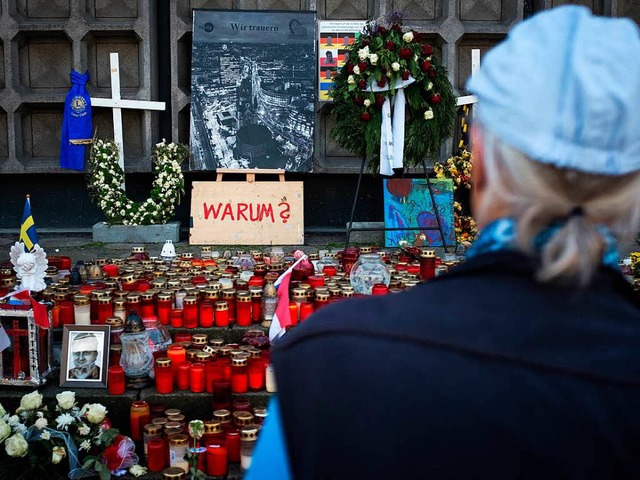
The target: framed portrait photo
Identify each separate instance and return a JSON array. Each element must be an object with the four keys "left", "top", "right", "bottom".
[{"left": 60, "top": 325, "right": 110, "bottom": 388}]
